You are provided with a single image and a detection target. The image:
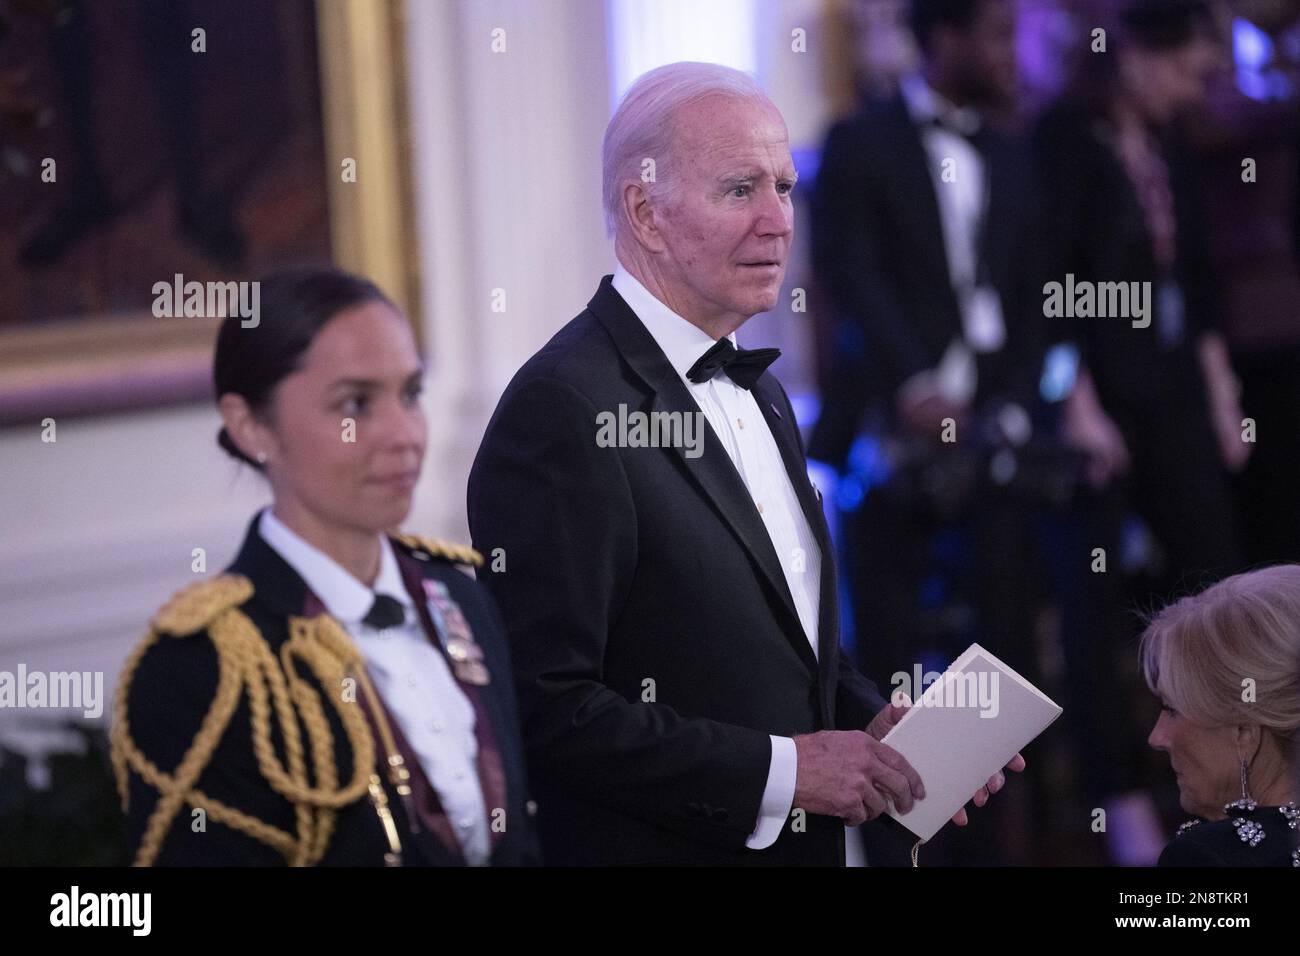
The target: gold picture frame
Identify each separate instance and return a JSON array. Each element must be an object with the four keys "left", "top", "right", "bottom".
[{"left": 0, "top": 0, "right": 420, "bottom": 428}]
